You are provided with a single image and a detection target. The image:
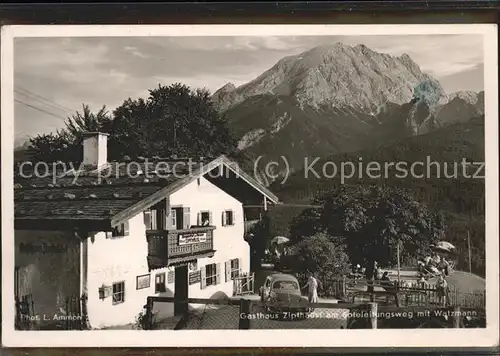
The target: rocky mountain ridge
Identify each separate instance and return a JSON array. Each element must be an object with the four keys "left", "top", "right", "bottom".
[
  {"left": 213, "top": 42, "right": 484, "bottom": 180},
  {"left": 213, "top": 42, "right": 444, "bottom": 113}
]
